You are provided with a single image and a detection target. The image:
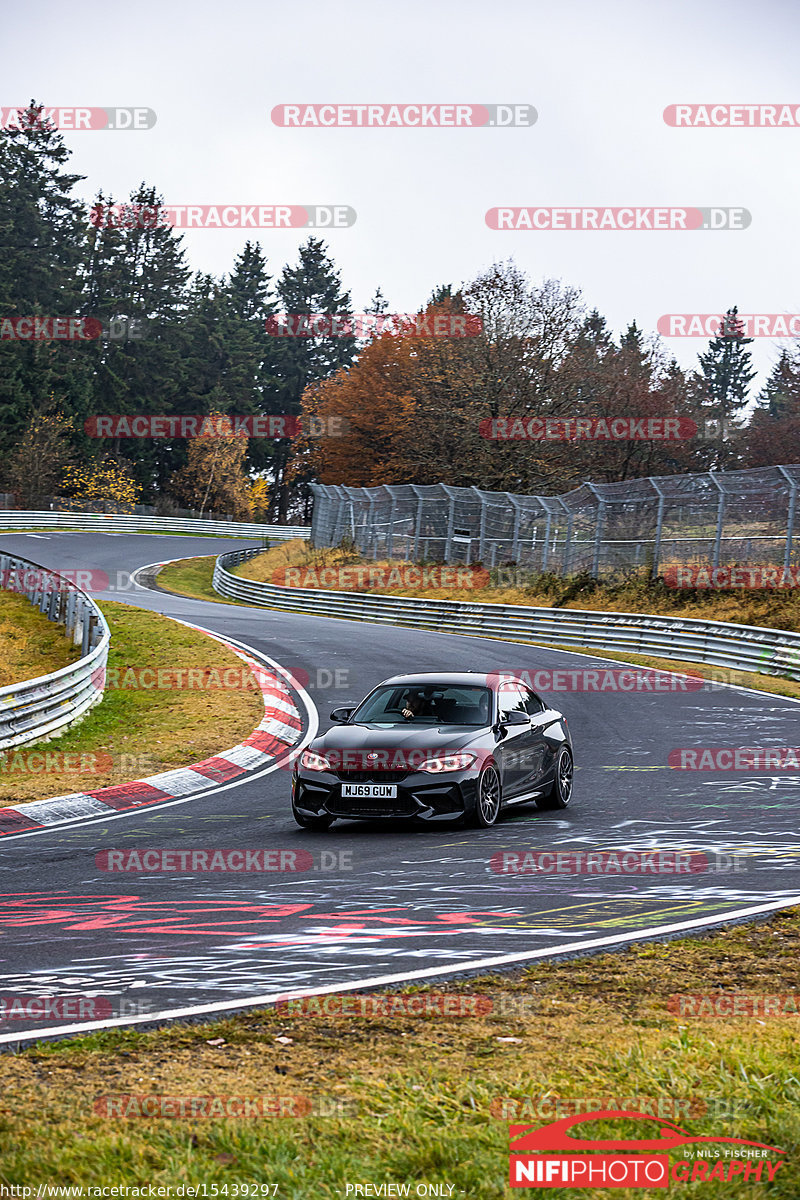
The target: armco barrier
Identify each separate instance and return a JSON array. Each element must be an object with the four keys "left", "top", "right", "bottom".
[
  {"left": 0, "top": 512, "right": 310, "bottom": 540},
  {"left": 212, "top": 548, "right": 800, "bottom": 683},
  {"left": 0, "top": 556, "right": 110, "bottom": 751}
]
